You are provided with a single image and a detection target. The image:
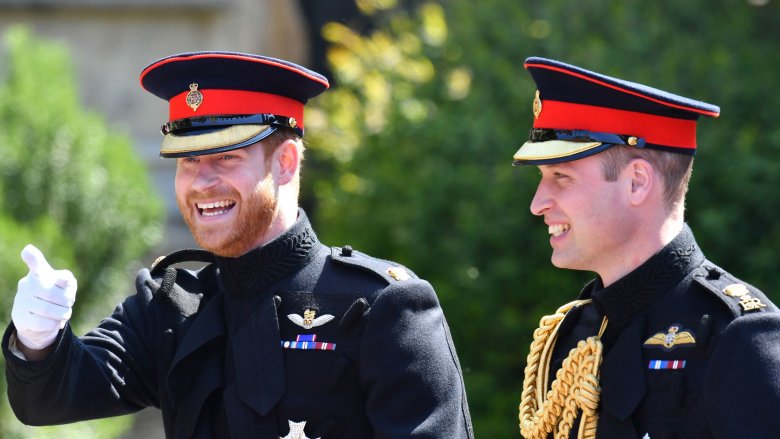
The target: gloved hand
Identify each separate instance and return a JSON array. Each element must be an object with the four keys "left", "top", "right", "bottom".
[{"left": 11, "top": 244, "right": 77, "bottom": 351}]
